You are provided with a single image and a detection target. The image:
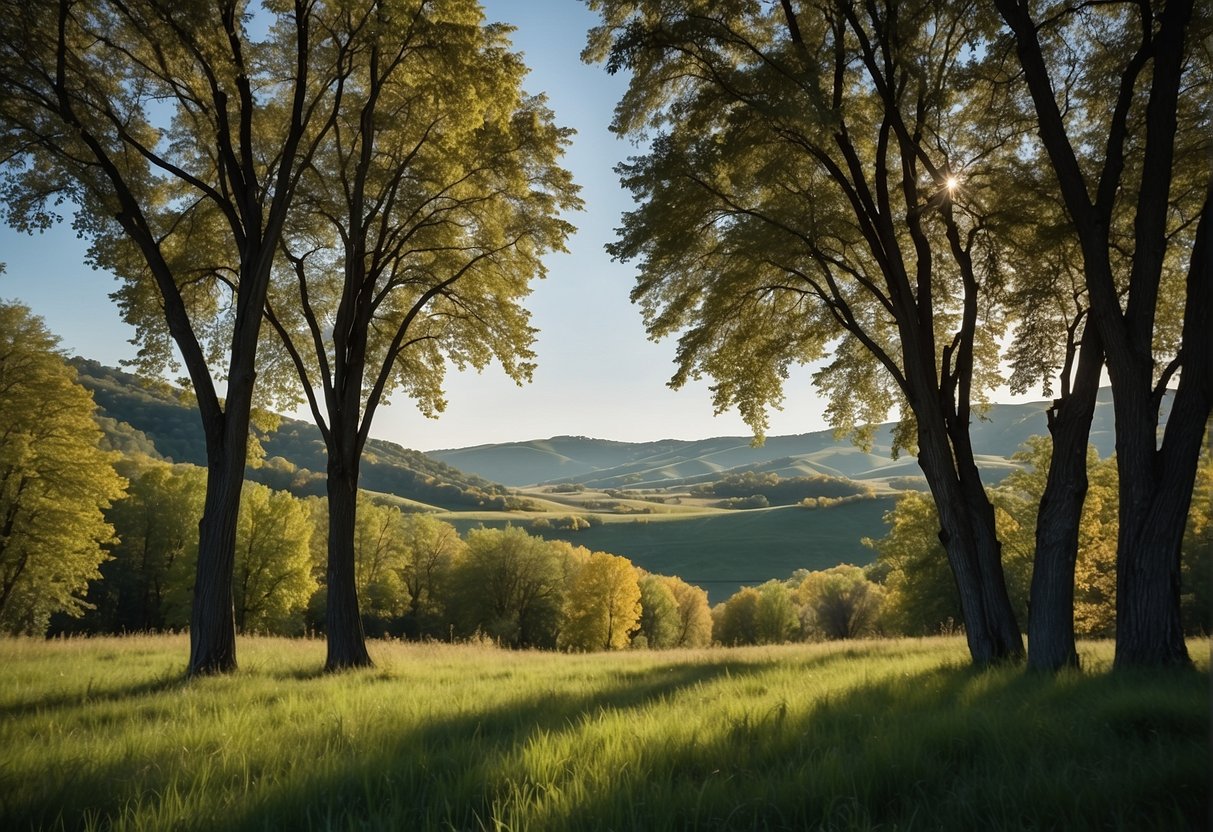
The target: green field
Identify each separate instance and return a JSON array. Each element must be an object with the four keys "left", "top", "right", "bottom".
[
  {"left": 2, "top": 636, "right": 1207, "bottom": 831},
  {"left": 445, "top": 500, "right": 897, "bottom": 601}
]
